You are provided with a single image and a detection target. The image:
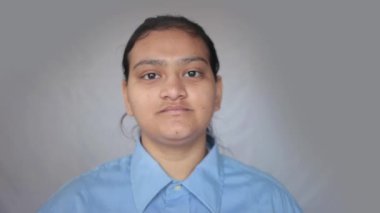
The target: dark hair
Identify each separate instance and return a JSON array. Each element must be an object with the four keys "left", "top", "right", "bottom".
[{"left": 122, "top": 15, "right": 220, "bottom": 82}]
